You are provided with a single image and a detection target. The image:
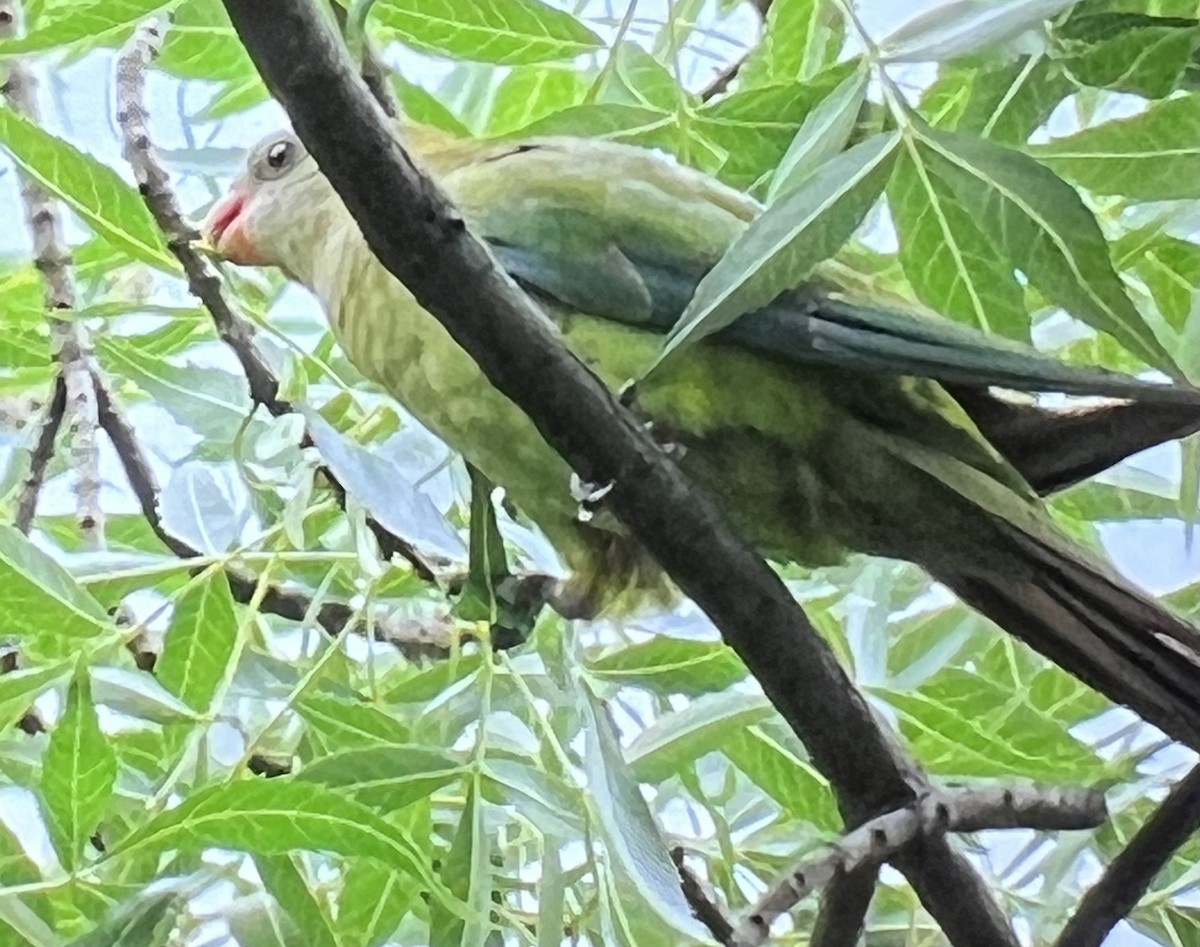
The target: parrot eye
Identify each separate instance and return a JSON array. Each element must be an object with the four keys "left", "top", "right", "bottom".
[
  {"left": 253, "top": 136, "right": 301, "bottom": 181},
  {"left": 267, "top": 141, "right": 291, "bottom": 168}
]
